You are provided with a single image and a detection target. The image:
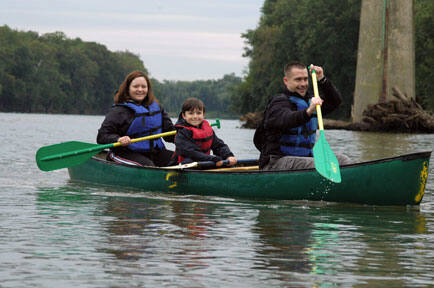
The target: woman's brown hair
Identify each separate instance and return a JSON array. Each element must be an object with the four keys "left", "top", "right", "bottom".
[{"left": 114, "top": 70, "right": 157, "bottom": 106}]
